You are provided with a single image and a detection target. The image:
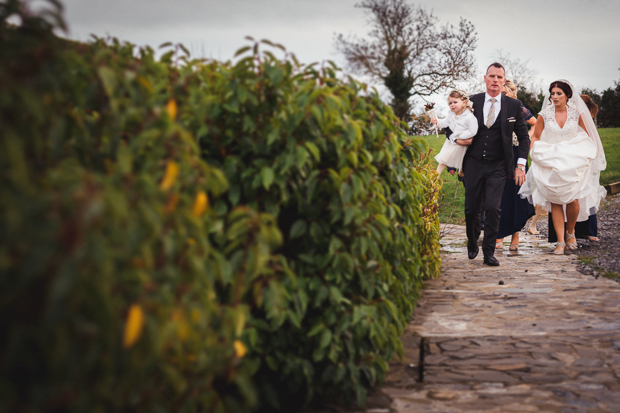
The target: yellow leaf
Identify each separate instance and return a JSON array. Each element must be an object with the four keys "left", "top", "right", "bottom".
[
  {"left": 160, "top": 161, "right": 179, "bottom": 191},
  {"left": 177, "top": 320, "right": 189, "bottom": 341},
  {"left": 192, "top": 191, "right": 208, "bottom": 216},
  {"left": 166, "top": 99, "right": 177, "bottom": 120},
  {"left": 131, "top": 257, "right": 145, "bottom": 268},
  {"left": 234, "top": 340, "right": 247, "bottom": 358},
  {"left": 234, "top": 308, "right": 246, "bottom": 337},
  {"left": 171, "top": 309, "right": 182, "bottom": 321},
  {"left": 137, "top": 76, "right": 153, "bottom": 92},
  {"left": 123, "top": 304, "right": 145, "bottom": 348},
  {"left": 191, "top": 308, "right": 201, "bottom": 323},
  {"left": 171, "top": 310, "right": 189, "bottom": 341},
  {"left": 165, "top": 193, "right": 180, "bottom": 214}
]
